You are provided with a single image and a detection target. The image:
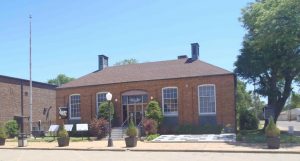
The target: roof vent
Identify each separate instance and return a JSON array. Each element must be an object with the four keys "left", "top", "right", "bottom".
[
  {"left": 191, "top": 43, "right": 199, "bottom": 60},
  {"left": 178, "top": 55, "right": 188, "bottom": 59},
  {"left": 98, "top": 55, "right": 108, "bottom": 71}
]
